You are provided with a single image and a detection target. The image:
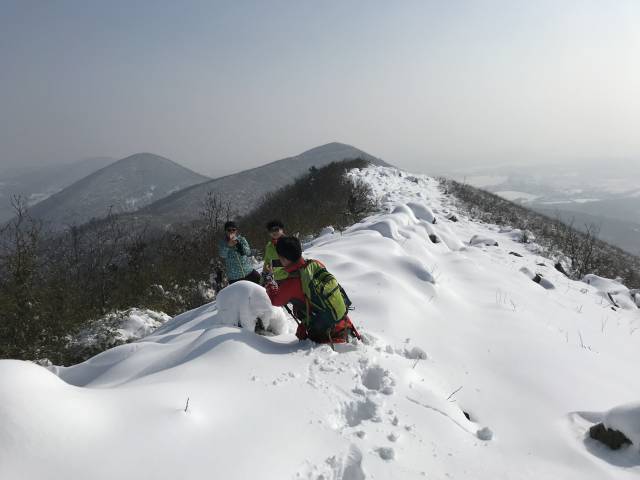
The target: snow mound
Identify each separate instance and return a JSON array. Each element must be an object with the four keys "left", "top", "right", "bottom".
[
  {"left": 216, "top": 281, "right": 291, "bottom": 334},
  {"left": 582, "top": 274, "right": 629, "bottom": 294},
  {"left": 0, "top": 360, "right": 104, "bottom": 459},
  {"left": 520, "top": 267, "right": 555, "bottom": 290},
  {"left": 406, "top": 202, "right": 436, "bottom": 223},
  {"left": 582, "top": 274, "right": 638, "bottom": 310},
  {"left": 351, "top": 218, "right": 403, "bottom": 241},
  {"left": 391, "top": 203, "right": 419, "bottom": 222},
  {"left": 604, "top": 402, "right": 640, "bottom": 450},
  {"left": 469, "top": 234, "right": 499, "bottom": 247},
  {"left": 0, "top": 360, "right": 66, "bottom": 391},
  {"left": 319, "top": 225, "right": 336, "bottom": 237}
]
